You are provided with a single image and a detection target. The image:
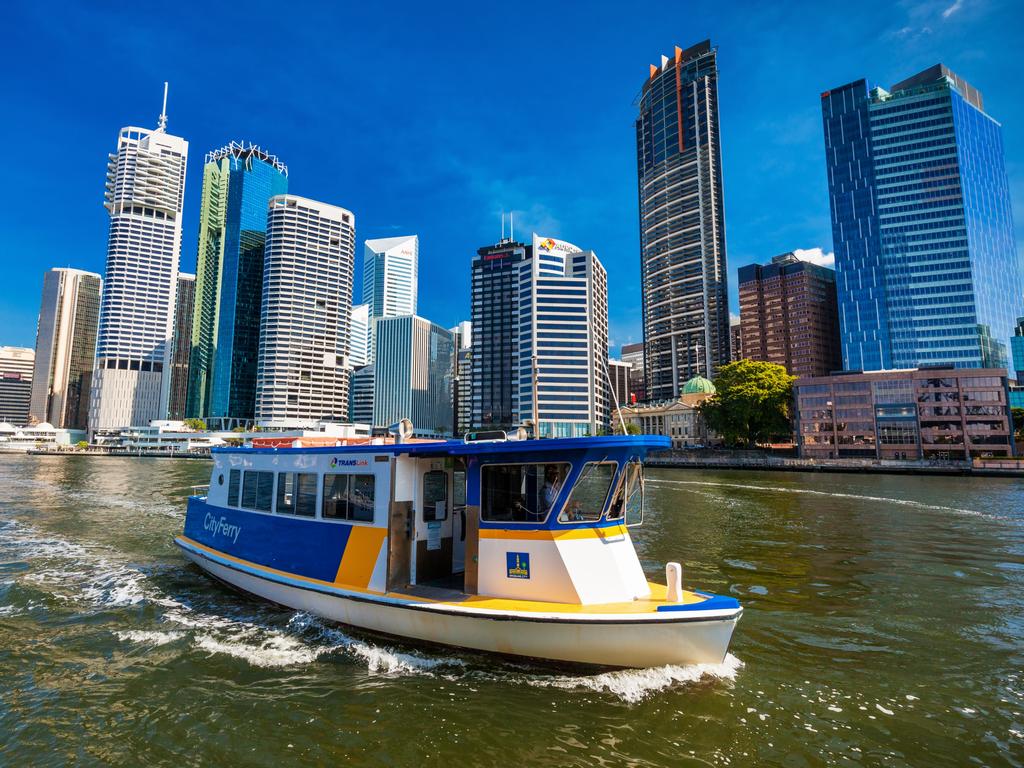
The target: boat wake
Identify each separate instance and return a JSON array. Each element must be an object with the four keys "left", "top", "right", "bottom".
[
  {"left": 646, "top": 477, "right": 994, "bottom": 518},
  {"left": 523, "top": 653, "right": 743, "bottom": 704}
]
